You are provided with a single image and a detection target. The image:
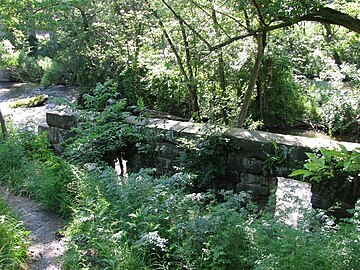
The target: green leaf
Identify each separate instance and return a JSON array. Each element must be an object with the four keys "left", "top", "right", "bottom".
[
  {"left": 344, "top": 160, "right": 351, "bottom": 171},
  {"left": 288, "top": 169, "right": 308, "bottom": 177},
  {"left": 305, "top": 152, "right": 318, "bottom": 162},
  {"left": 338, "top": 144, "right": 348, "bottom": 154}
]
